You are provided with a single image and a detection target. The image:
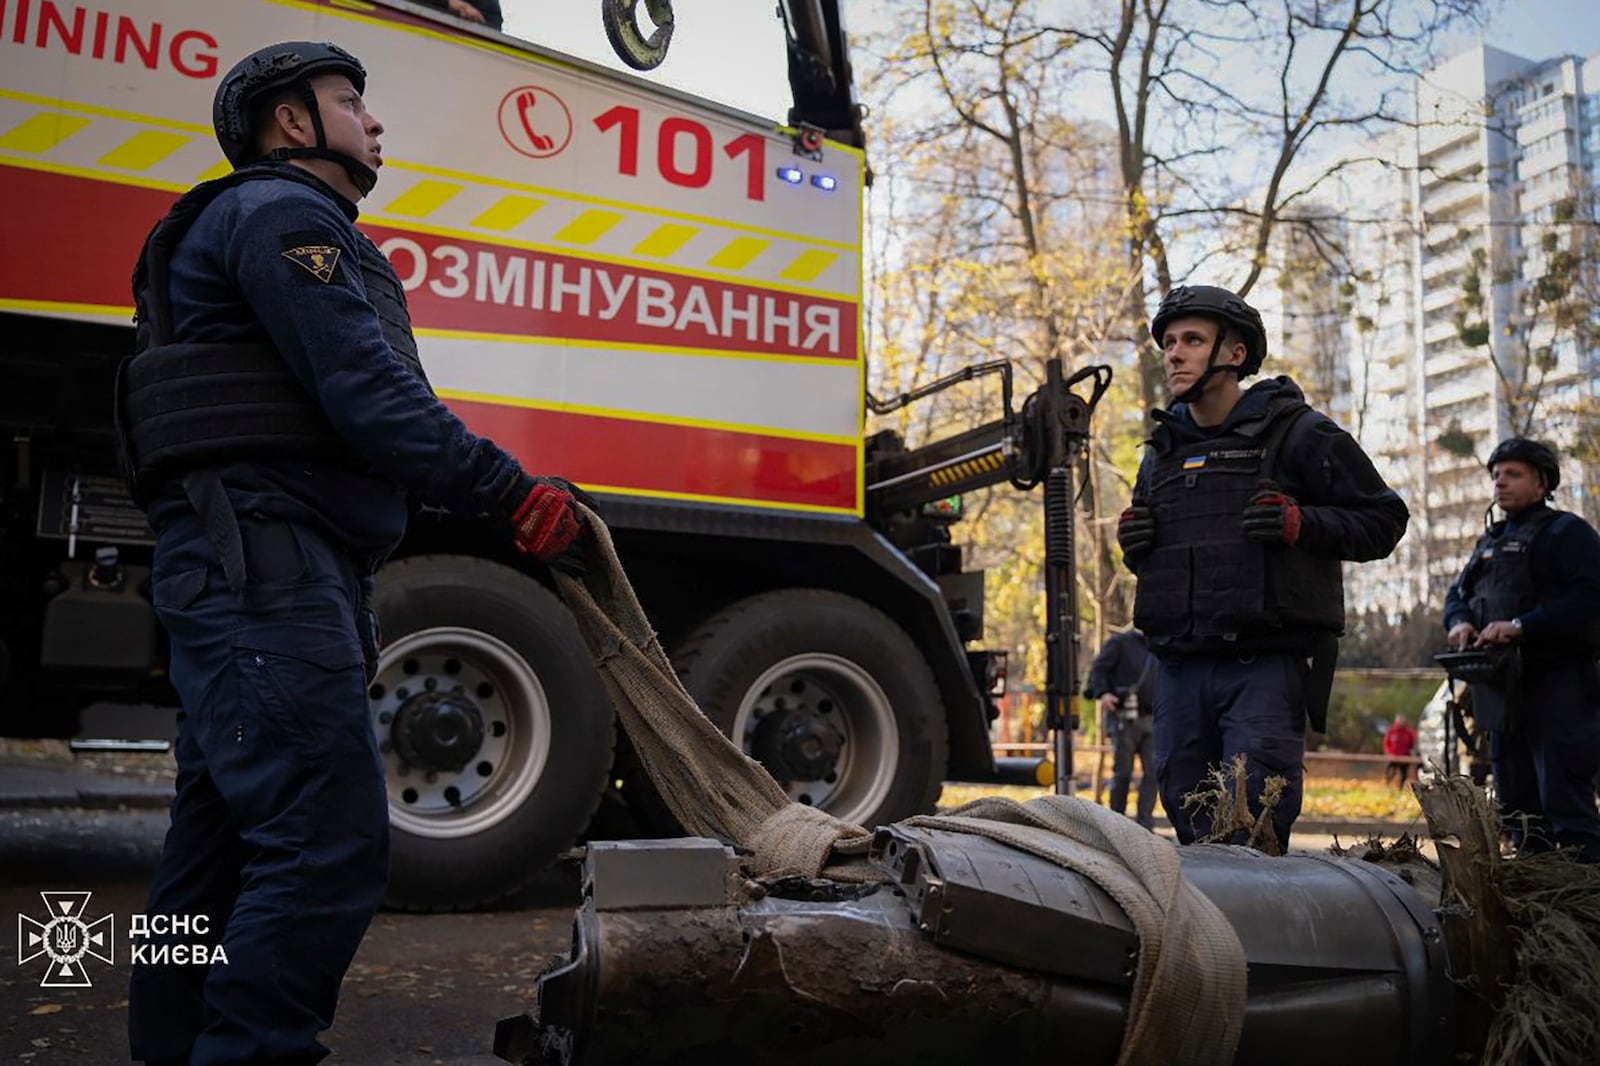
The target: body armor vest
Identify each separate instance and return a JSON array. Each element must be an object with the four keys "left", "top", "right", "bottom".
[
  {"left": 118, "top": 165, "right": 429, "bottom": 506},
  {"left": 1133, "top": 403, "right": 1345, "bottom": 645},
  {"left": 1461, "top": 508, "right": 1563, "bottom": 629}
]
